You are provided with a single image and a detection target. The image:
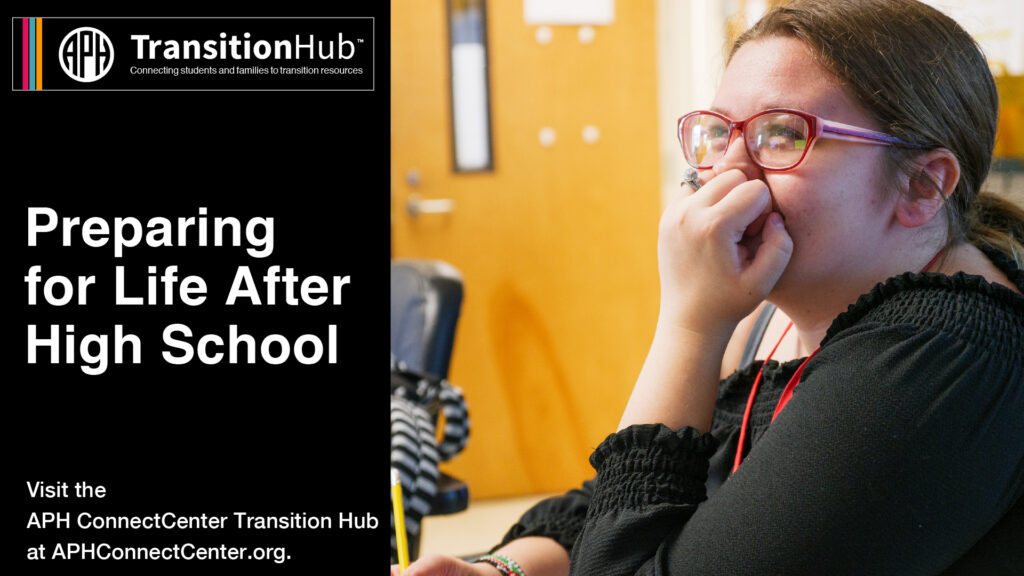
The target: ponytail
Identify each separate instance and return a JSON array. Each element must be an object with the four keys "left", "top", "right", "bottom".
[{"left": 966, "top": 191, "right": 1024, "bottom": 267}]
